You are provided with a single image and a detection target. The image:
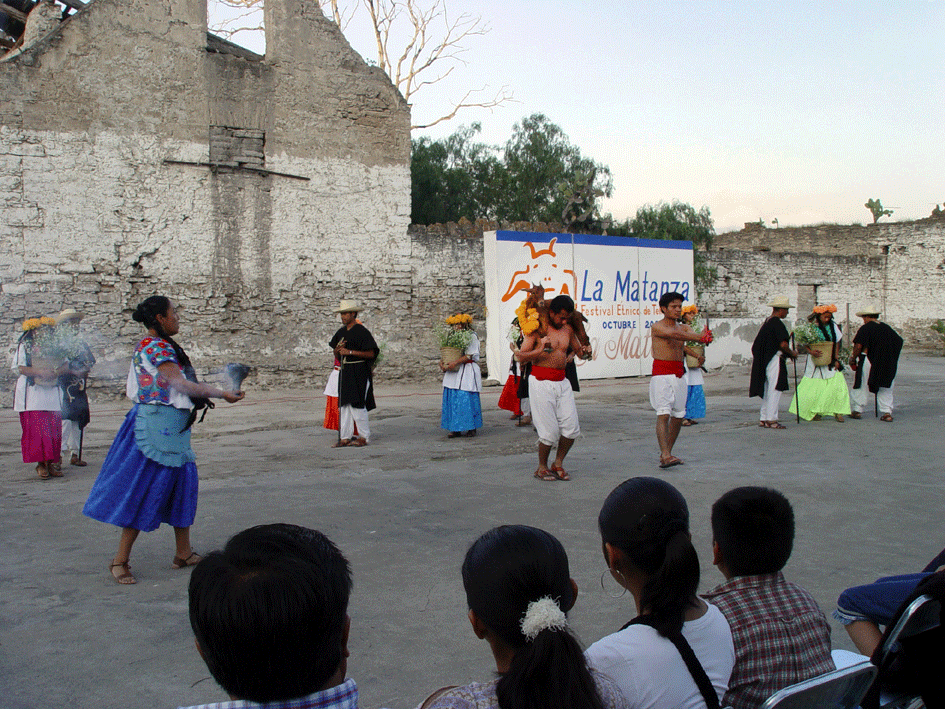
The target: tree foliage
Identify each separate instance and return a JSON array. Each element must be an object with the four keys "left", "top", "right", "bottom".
[
  {"left": 411, "top": 113, "right": 612, "bottom": 227},
  {"left": 865, "top": 198, "right": 893, "bottom": 223},
  {"left": 611, "top": 201, "right": 717, "bottom": 289}
]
